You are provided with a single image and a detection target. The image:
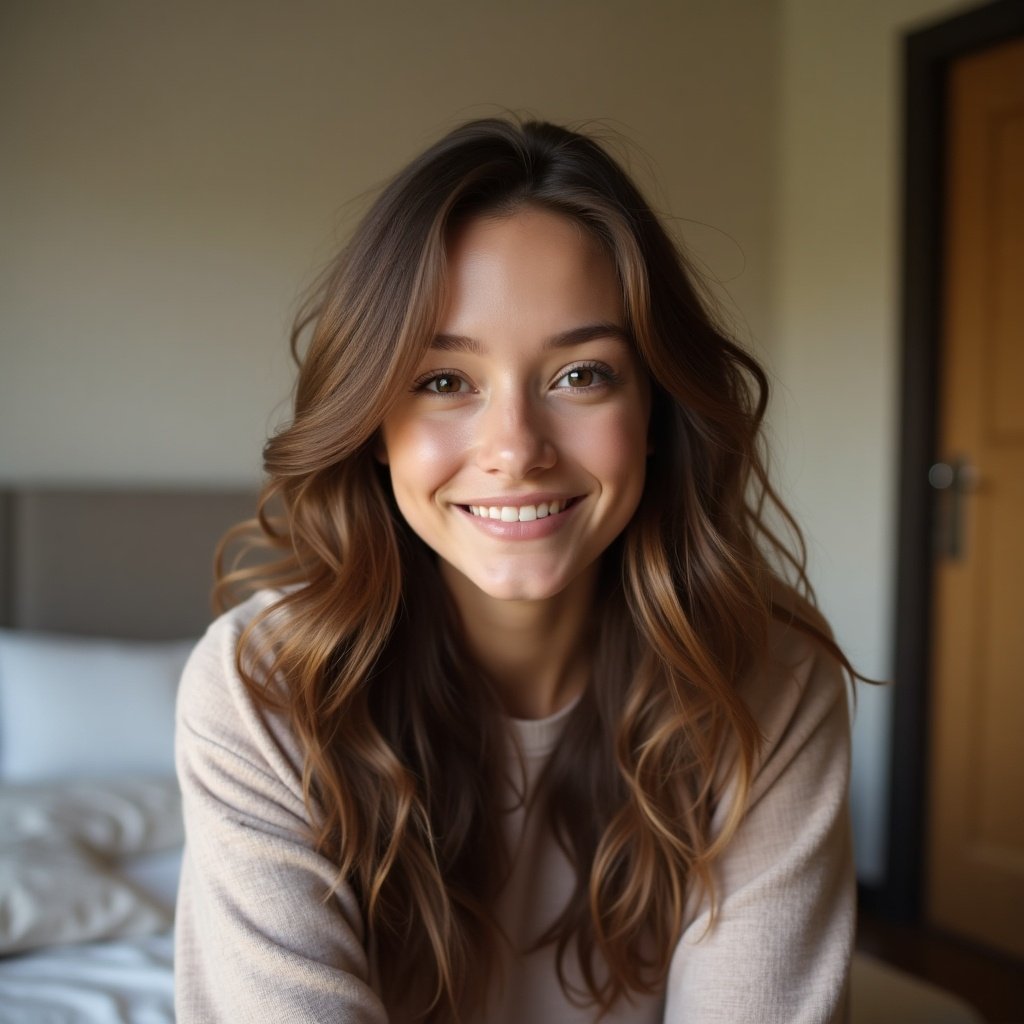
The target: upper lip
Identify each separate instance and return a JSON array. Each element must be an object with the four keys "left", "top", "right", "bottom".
[{"left": 454, "top": 493, "right": 582, "bottom": 507}]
